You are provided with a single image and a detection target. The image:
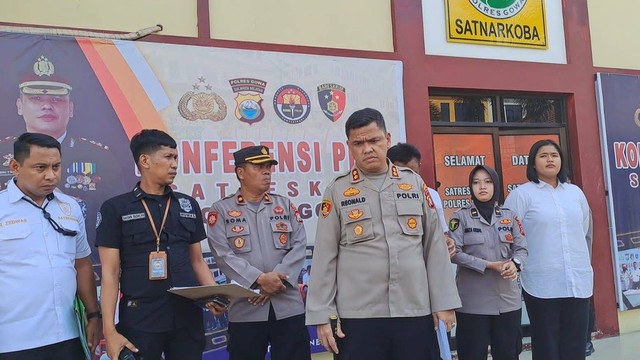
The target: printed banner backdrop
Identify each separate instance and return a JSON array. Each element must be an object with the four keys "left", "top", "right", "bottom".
[
  {"left": 499, "top": 134, "right": 559, "bottom": 197},
  {"left": 595, "top": 73, "right": 640, "bottom": 311},
  {"left": 444, "top": 0, "right": 548, "bottom": 49},
  {"left": 433, "top": 134, "right": 495, "bottom": 222},
  {"left": 0, "top": 32, "right": 406, "bottom": 358}
]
